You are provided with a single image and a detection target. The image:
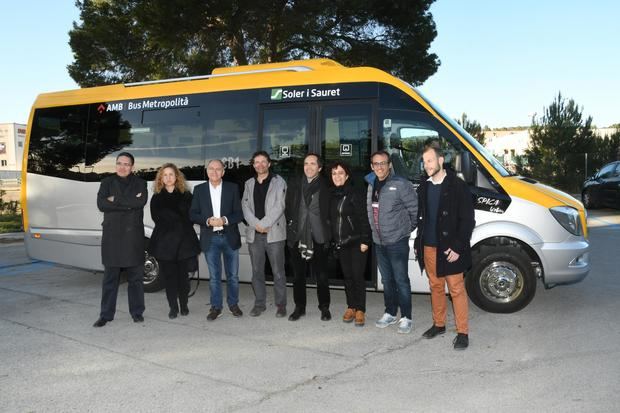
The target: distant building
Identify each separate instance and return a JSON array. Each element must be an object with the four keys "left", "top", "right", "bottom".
[
  {"left": 592, "top": 127, "right": 618, "bottom": 138},
  {"left": 484, "top": 130, "right": 530, "bottom": 172},
  {"left": 0, "top": 123, "right": 26, "bottom": 186},
  {"left": 483, "top": 127, "right": 619, "bottom": 172}
]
